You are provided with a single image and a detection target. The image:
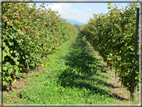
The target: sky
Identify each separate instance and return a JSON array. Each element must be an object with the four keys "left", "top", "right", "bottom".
[{"left": 27, "top": 0, "right": 139, "bottom": 24}]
